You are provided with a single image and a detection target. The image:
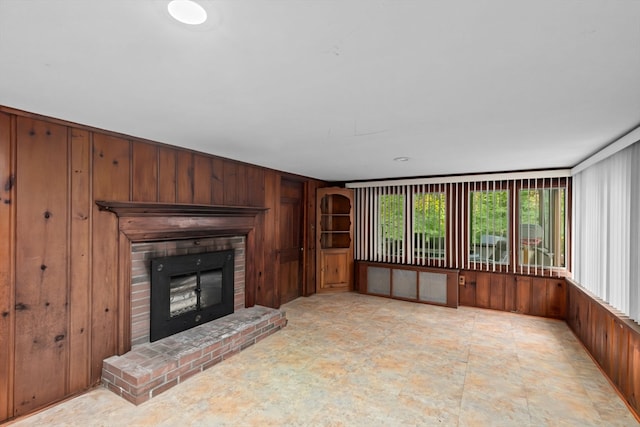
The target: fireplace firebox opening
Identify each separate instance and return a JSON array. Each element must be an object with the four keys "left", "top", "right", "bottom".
[{"left": 150, "top": 249, "right": 234, "bottom": 342}]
